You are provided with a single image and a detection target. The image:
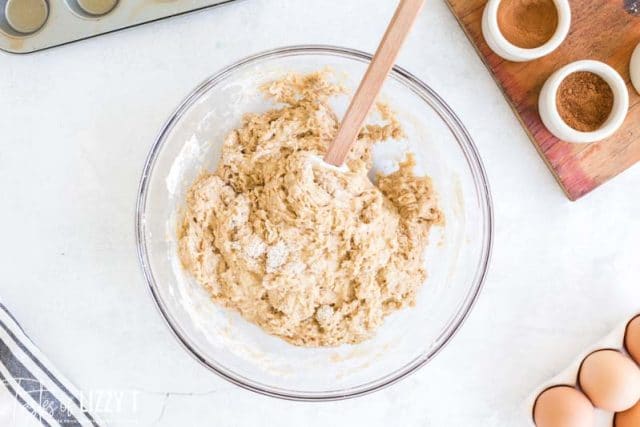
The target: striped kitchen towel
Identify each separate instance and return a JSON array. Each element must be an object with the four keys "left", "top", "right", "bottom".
[{"left": 0, "top": 303, "right": 99, "bottom": 426}]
